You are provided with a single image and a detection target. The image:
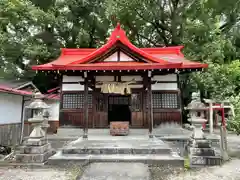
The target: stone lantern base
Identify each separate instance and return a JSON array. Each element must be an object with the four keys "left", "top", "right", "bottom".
[
  {"left": 16, "top": 137, "right": 54, "bottom": 164},
  {"left": 187, "top": 137, "right": 222, "bottom": 167}
]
